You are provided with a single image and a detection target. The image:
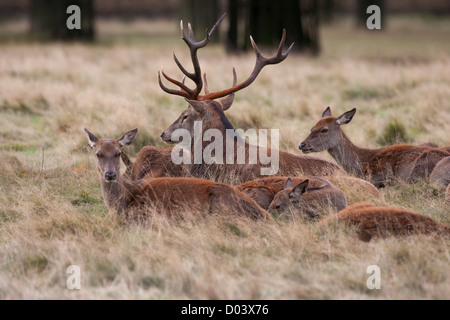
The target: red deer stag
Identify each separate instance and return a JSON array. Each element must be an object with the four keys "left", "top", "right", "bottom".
[
  {"left": 158, "top": 14, "right": 342, "bottom": 184},
  {"left": 85, "top": 128, "right": 272, "bottom": 221},
  {"left": 319, "top": 202, "right": 450, "bottom": 242},
  {"left": 299, "top": 107, "right": 450, "bottom": 187}
]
